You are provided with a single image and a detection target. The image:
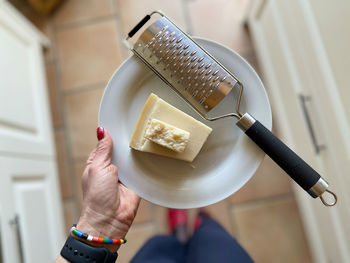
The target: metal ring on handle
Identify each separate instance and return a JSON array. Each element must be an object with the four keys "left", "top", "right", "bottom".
[{"left": 320, "top": 189, "right": 337, "bottom": 206}]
